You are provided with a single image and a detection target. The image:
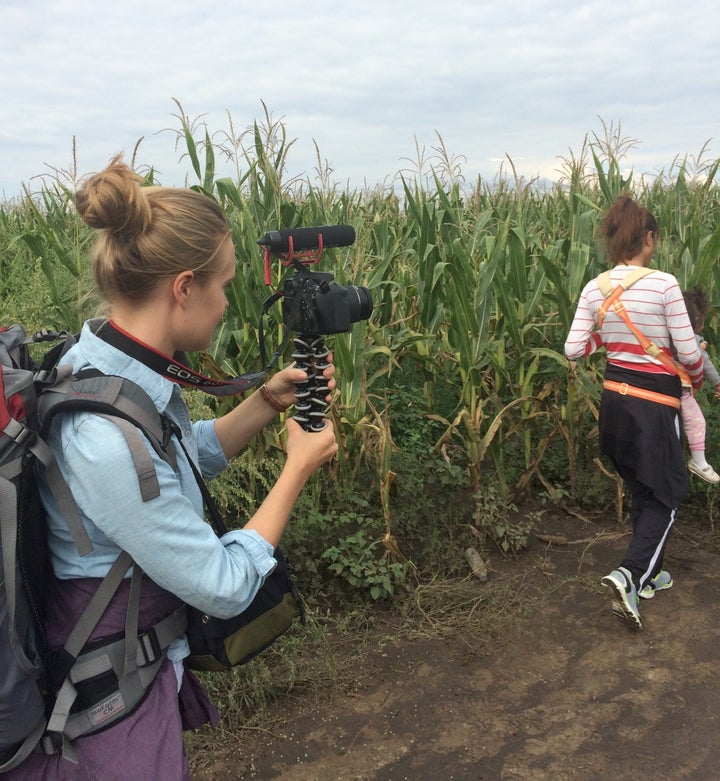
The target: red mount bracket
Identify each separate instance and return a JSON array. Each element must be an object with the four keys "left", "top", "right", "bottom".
[{"left": 263, "top": 234, "right": 325, "bottom": 285}]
